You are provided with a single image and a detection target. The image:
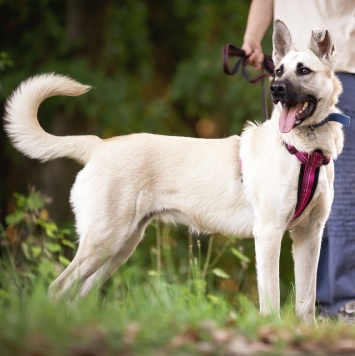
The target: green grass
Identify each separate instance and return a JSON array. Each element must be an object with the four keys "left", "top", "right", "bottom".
[
  {"left": 1, "top": 193, "right": 355, "bottom": 355},
  {"left": 0, "top": 275, "right": 232, "bottom": 355},
  {"left": 1, "top": 273, "right": 355, "bottom": 355}
]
